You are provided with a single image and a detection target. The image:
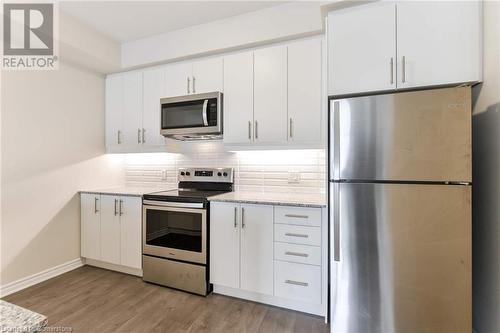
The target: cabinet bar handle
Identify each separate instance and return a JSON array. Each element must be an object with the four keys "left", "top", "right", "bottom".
[
  {"left": 284, "top": 214, "right": 309, "bottom": 219},
  {"left": 117, "top": 130, "right": 122, "bottom": 144},
  {"left": 402, "top": 56, "right": 406, "bottom": 83},
  {"left": 187, "top": 77, "right": 190, "bottom": 94},
  {"left": 192, "top": 76, "right": 196, "bottom": 93},
  {"left": 390, "top": 57, "right": 394, "bottom": 85},
  {"left": 94, "top": 197, "right": 99, "bottom": 213},
  {"left": 234, "top": 207, "right": 238, "bottom": 228},
  {"left": 114, "top": 199, "right": 118, "bottom": 216},
  {"left": 119, "top": 199, "right": 123, "bottom": 216},
  {"left": 285, "top": 251, "right": 309, "bottom": 258},
  {"left": 241, "top": 207, "right": 245, "bottom": 228},
  {"left": 248, "top": 121, "right": 252, "bottom": 140},
  {"left": 285, "top": 233, "right": 308, "bottom": 238},
  {"left": 142, "top": 128, "right": 146, "bottom": 143},
  {"left": 289, "top": 118, "right": 293, "bottom": 138},
  {"left": 254, "top": 121, "right": 258, "bottom": 139},
  {"left": 137, "top": 129, "right": 141, "bottom": 144},
  {"left": 285, "top": 280, "right": 308, "bottom": 287}
]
